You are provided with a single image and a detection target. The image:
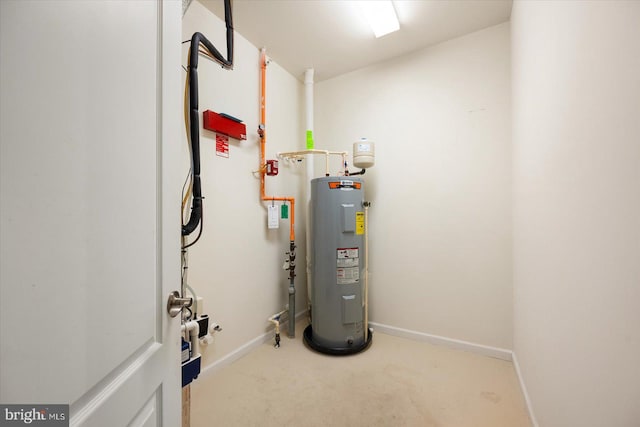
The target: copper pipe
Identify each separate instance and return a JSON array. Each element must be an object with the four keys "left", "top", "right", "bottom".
[{"left": 259, "top": 48, "right": 295, "bottom": 241}]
